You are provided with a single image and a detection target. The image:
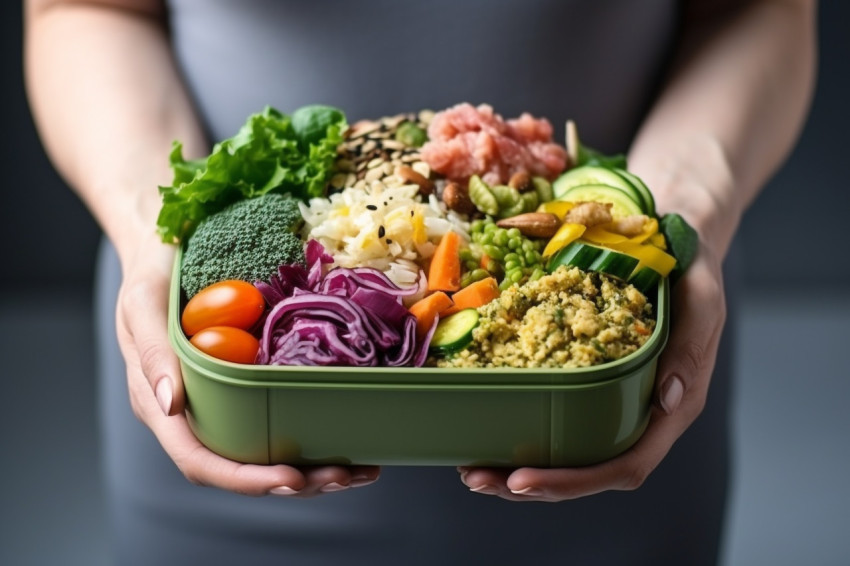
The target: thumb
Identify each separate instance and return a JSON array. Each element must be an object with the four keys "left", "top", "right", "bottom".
[{"left": 117, "top": 243, "right": 185, "bottom": 417}]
